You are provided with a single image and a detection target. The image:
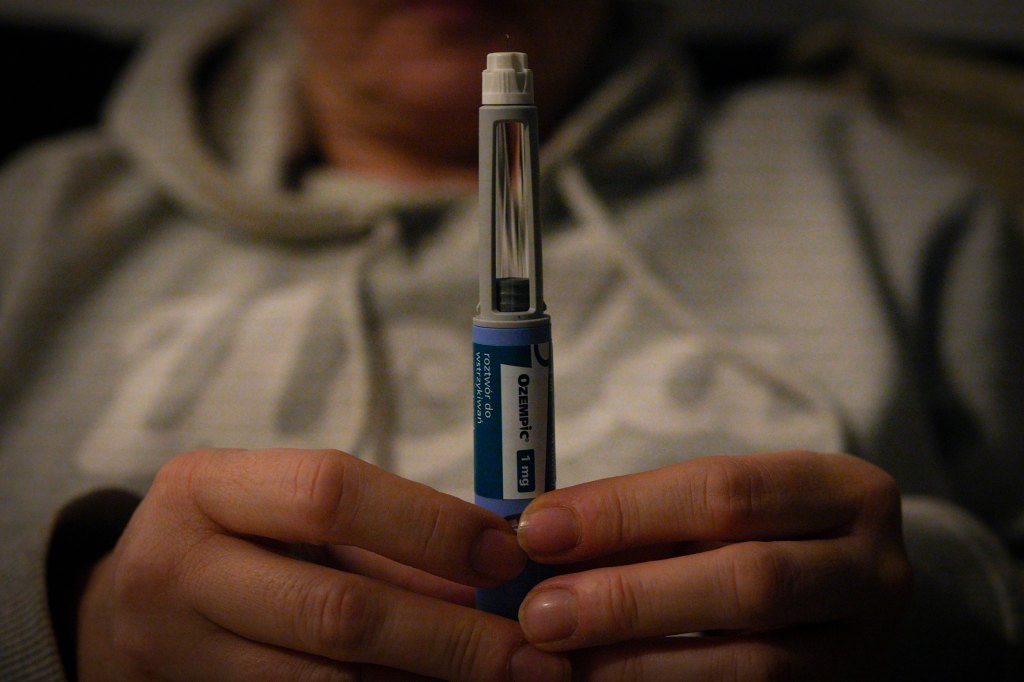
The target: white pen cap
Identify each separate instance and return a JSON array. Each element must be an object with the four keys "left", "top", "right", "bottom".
[{"left": 482, "top": 52, "right": 534, "bottom": 105}]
